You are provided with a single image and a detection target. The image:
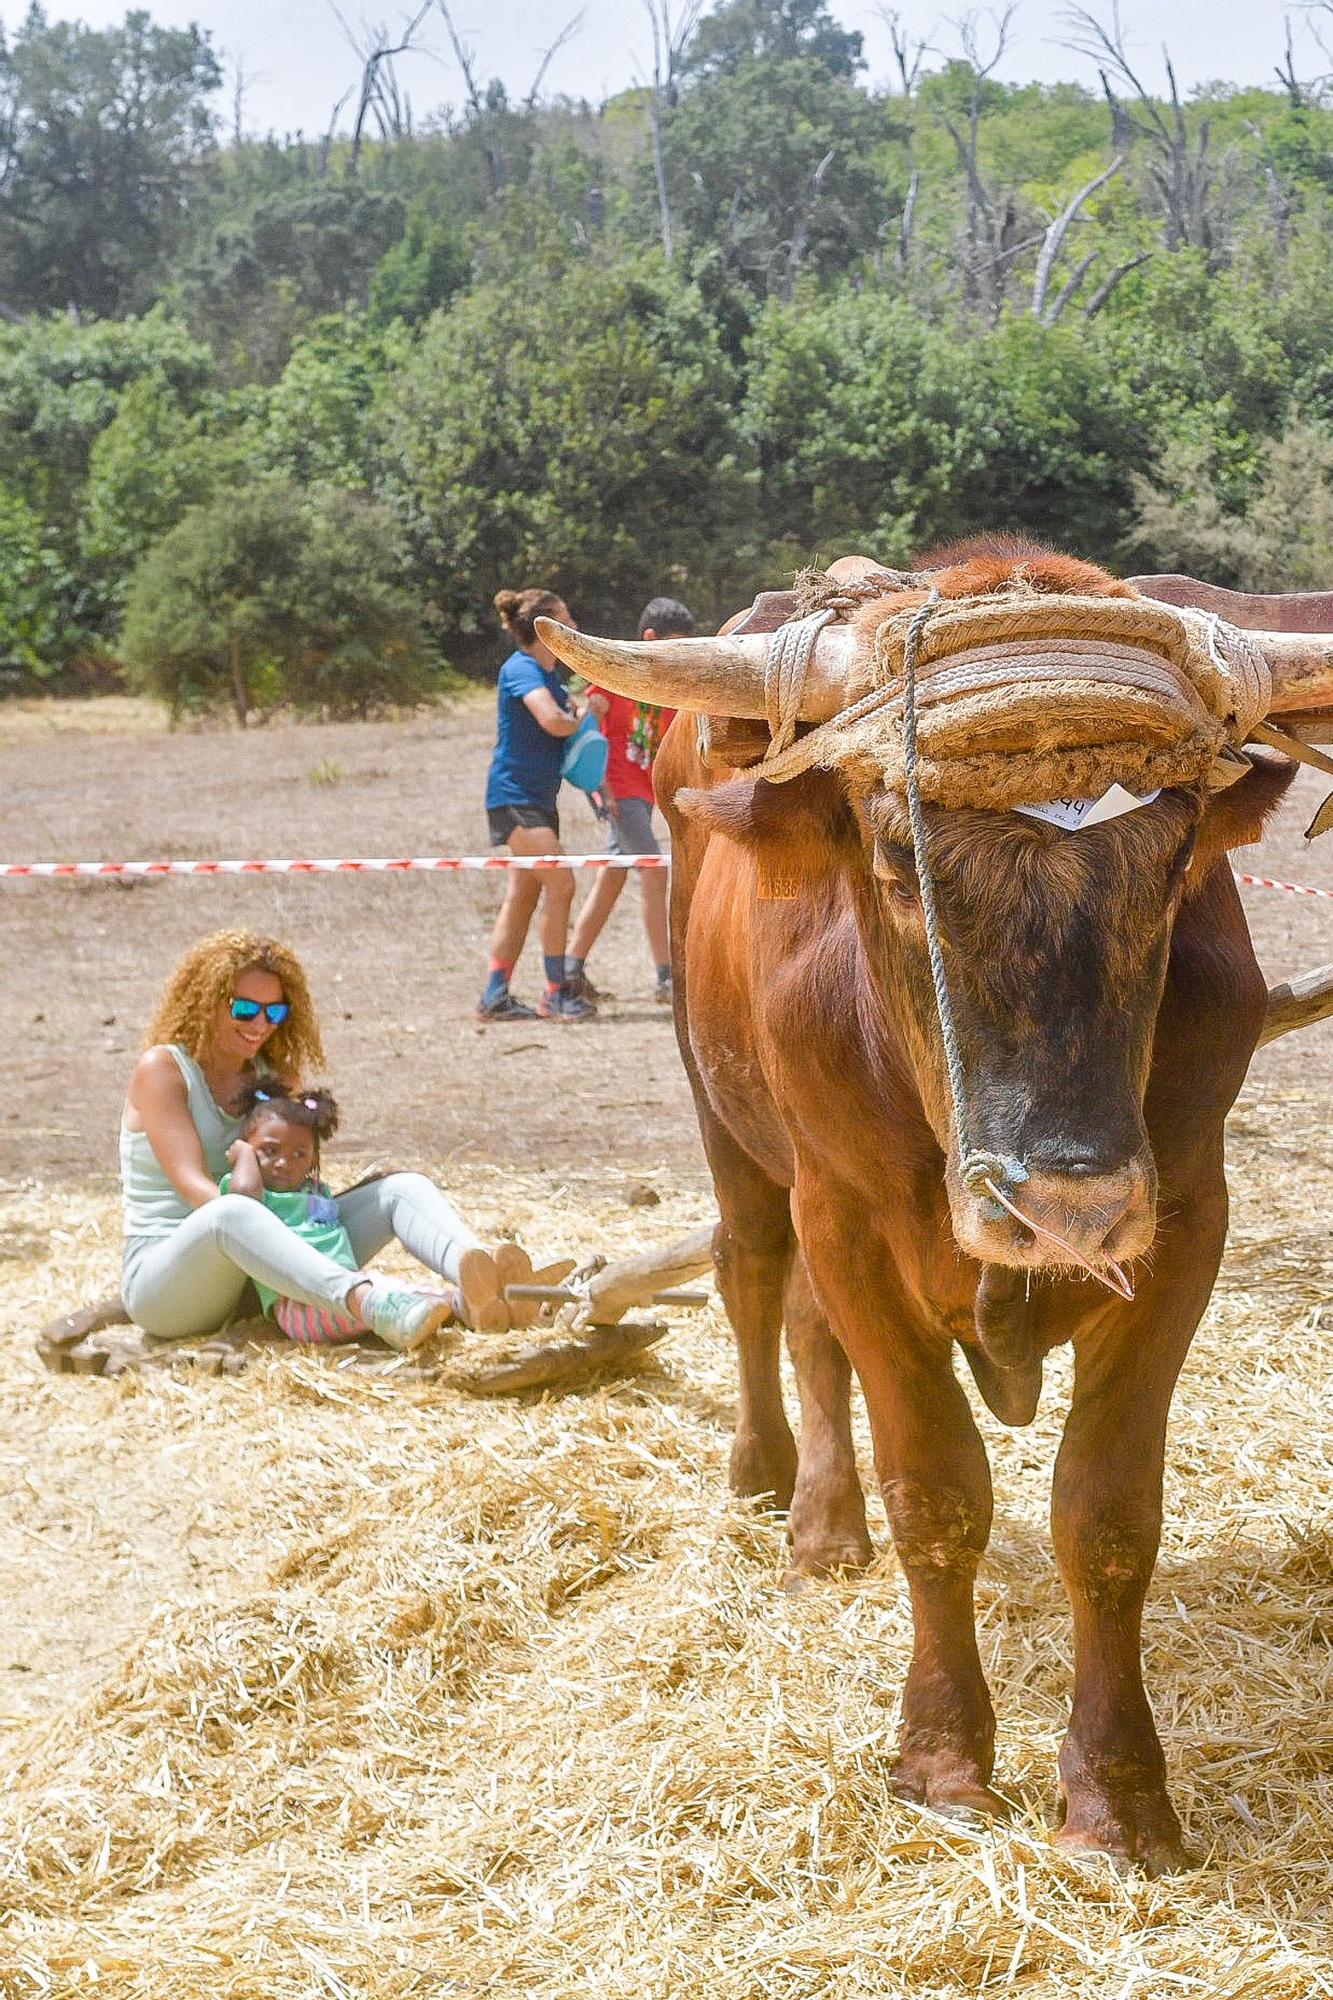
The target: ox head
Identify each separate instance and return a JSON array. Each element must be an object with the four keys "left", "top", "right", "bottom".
[{"left": 537, "top": 562, "right": 1321, "bottom": 1282}]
